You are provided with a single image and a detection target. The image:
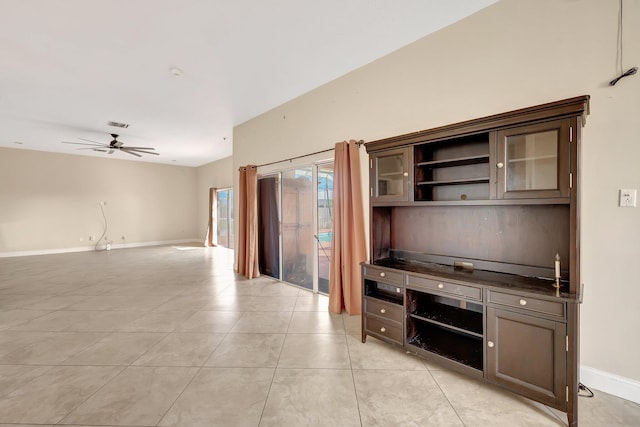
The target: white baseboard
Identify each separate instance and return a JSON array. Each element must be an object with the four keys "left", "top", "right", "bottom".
[
  {"left": 0, "top": 238, "right": 203, "bottom": 258},
  {"left": 581, "top": 365, "right": 640, "bottom": 404}
]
